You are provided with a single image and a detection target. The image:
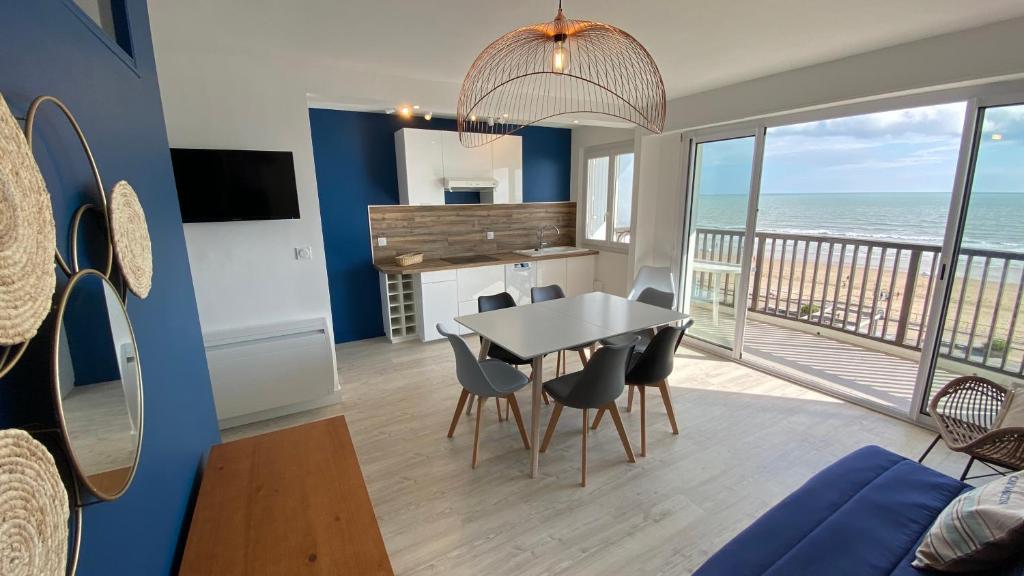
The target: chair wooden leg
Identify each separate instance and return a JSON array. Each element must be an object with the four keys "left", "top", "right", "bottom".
[
  {"left": 448, "top": 389, "right": 470, "bottom": 438},
  {"left": 640, "top": 386, "right": 647, "bottom": 457},
  {"left": 581, "top": 408, "right": 589, "bottom": 487},
  {"left": 918, "top": 434, "right": 941, "bottom": 463},
  {"left": 659, "top": 380, "right": 679, "bottom": 435},
  {"left": 578, "top": 349, "right": 589, "bottom": 367},
  {"left": 541, "top": 402, "right": 563, "bottom": 453},
  {"left": 495, "top": 397, "right": 504, "bottom": 422},
  {"left": 960, "top": 457, "right": 975, "bottom": 481},
  {"left": 606, "top": 402, "right": 635, "bottom": 463},
  {"left": 466, "top": 394, "right": 475, "bottom": 416},
  {"left": 590, "top": 407, "right": 606, "bottom": 430},
  {"left": 507, "top": 394, "right": 530, "bottom": 450},
  {"left": 627, "top": 385, "right": 634, "bottom": 413},
  {"left": 472, "top": 396, "right": 484, "bottom": 469},
  {"left": 505, "top": 396, "right": 511, "bottom": 420}
]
